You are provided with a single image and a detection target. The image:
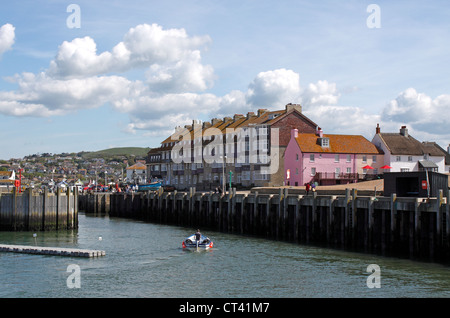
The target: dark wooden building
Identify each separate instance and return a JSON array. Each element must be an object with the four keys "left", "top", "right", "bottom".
[{"left": 383, "top": 171, "right": 449, "bottom": 198}]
